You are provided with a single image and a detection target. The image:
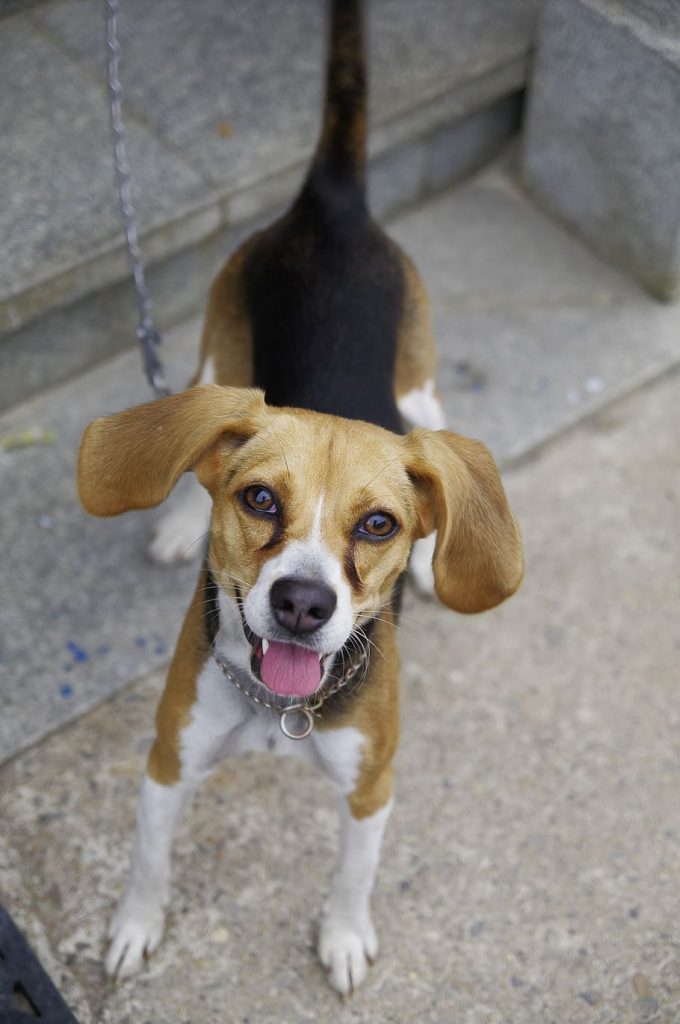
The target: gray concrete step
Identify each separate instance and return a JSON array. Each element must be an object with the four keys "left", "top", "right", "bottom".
[
  {"left": 523, "top": 0, "right": 680, "bottom": 301},
  {"left": 2, "top": 154, "right": 680, "bottom": 766},
  {"left": 0, "top": 0, "right": 538, "bottom": 411}
]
